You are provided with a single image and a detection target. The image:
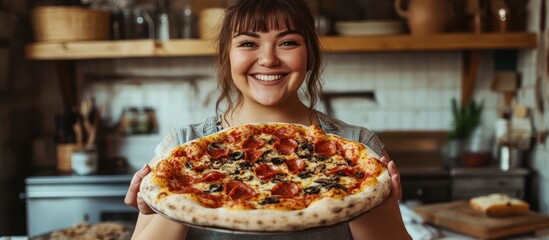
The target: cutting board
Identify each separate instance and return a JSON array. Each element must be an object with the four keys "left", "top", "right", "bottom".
[{"left": 414, "top": 201, "right": 549, "bottom": 239}]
